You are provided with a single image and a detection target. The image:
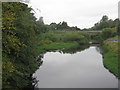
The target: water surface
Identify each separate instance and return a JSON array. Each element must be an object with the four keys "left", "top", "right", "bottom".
[{"left": 33, "top": 46, "right": 118, "bottom": 88}]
